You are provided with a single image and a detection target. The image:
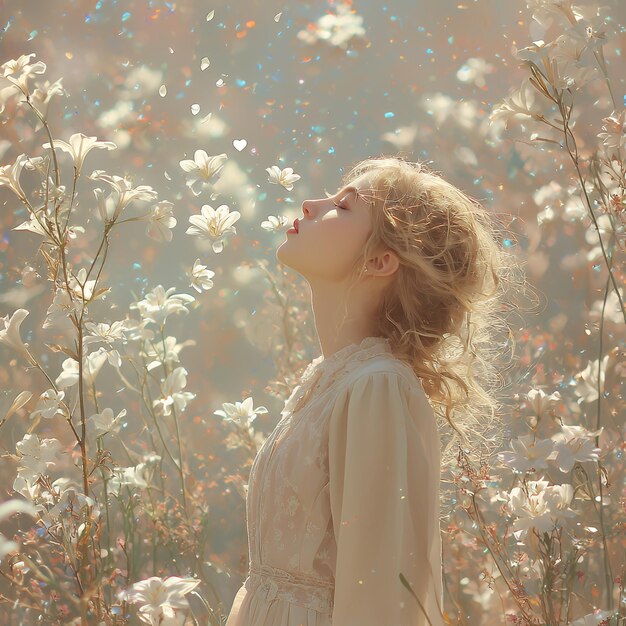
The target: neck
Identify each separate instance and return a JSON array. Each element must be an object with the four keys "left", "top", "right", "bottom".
[{"left": 309, "top": 280, "right": 379, "bottom": 359}]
